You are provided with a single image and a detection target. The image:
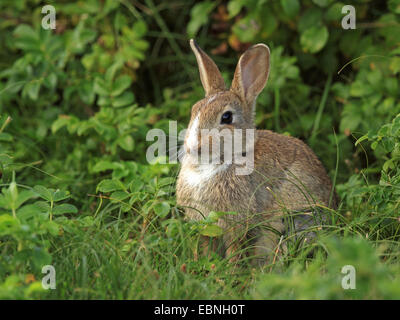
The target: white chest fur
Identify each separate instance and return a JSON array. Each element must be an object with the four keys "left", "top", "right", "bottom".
[{"left": 180, "top": 163, "right": 230, "bottom": 188}]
